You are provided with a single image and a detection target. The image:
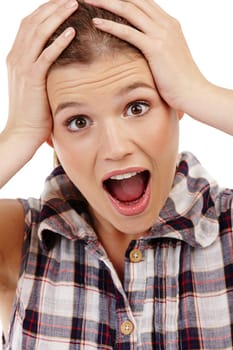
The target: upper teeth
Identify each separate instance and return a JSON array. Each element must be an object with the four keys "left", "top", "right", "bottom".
[{"left": 110, "top": 172, "right": 138, "bottom": 180}]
